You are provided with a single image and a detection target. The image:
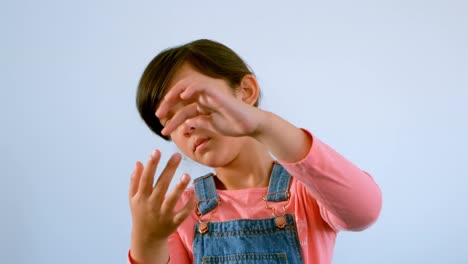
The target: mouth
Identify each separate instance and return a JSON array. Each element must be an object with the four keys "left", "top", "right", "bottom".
[{"left": 193, "top": 138, "right": 210, "bottom": 152}]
